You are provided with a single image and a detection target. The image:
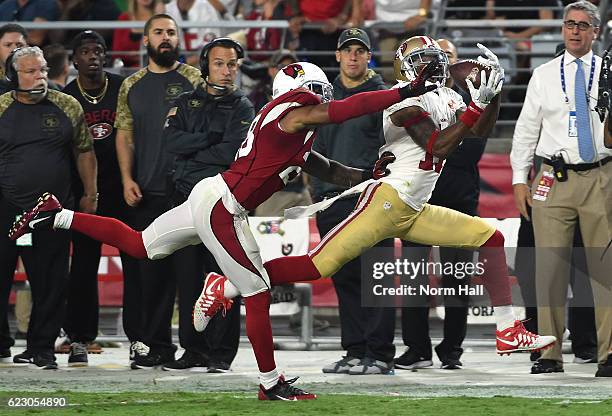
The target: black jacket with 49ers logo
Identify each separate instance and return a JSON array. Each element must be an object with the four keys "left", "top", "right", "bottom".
[{"left": 163, "top": 83, "right": 254, "bottom": 197}]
